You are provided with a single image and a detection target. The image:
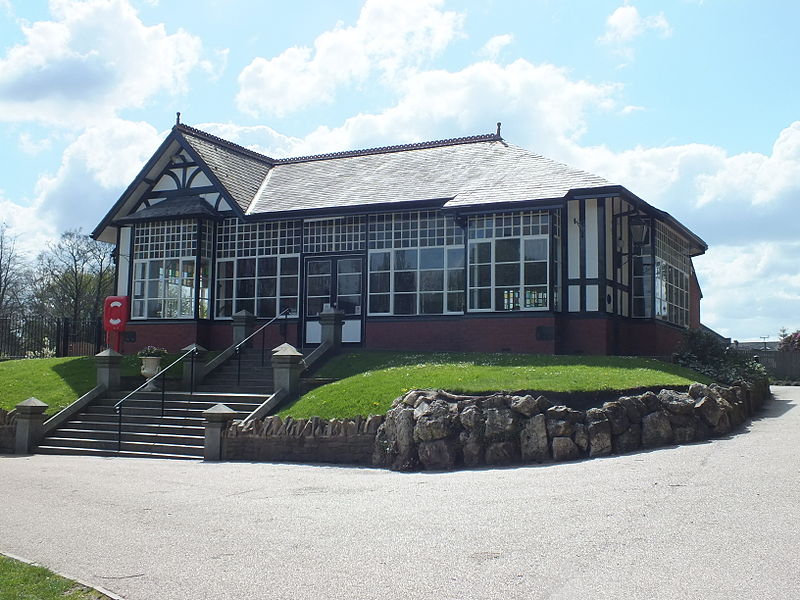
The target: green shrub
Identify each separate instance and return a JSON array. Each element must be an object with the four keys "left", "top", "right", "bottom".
[{"left": 674, "top": 328, "right": 768, "bottom": 385}]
